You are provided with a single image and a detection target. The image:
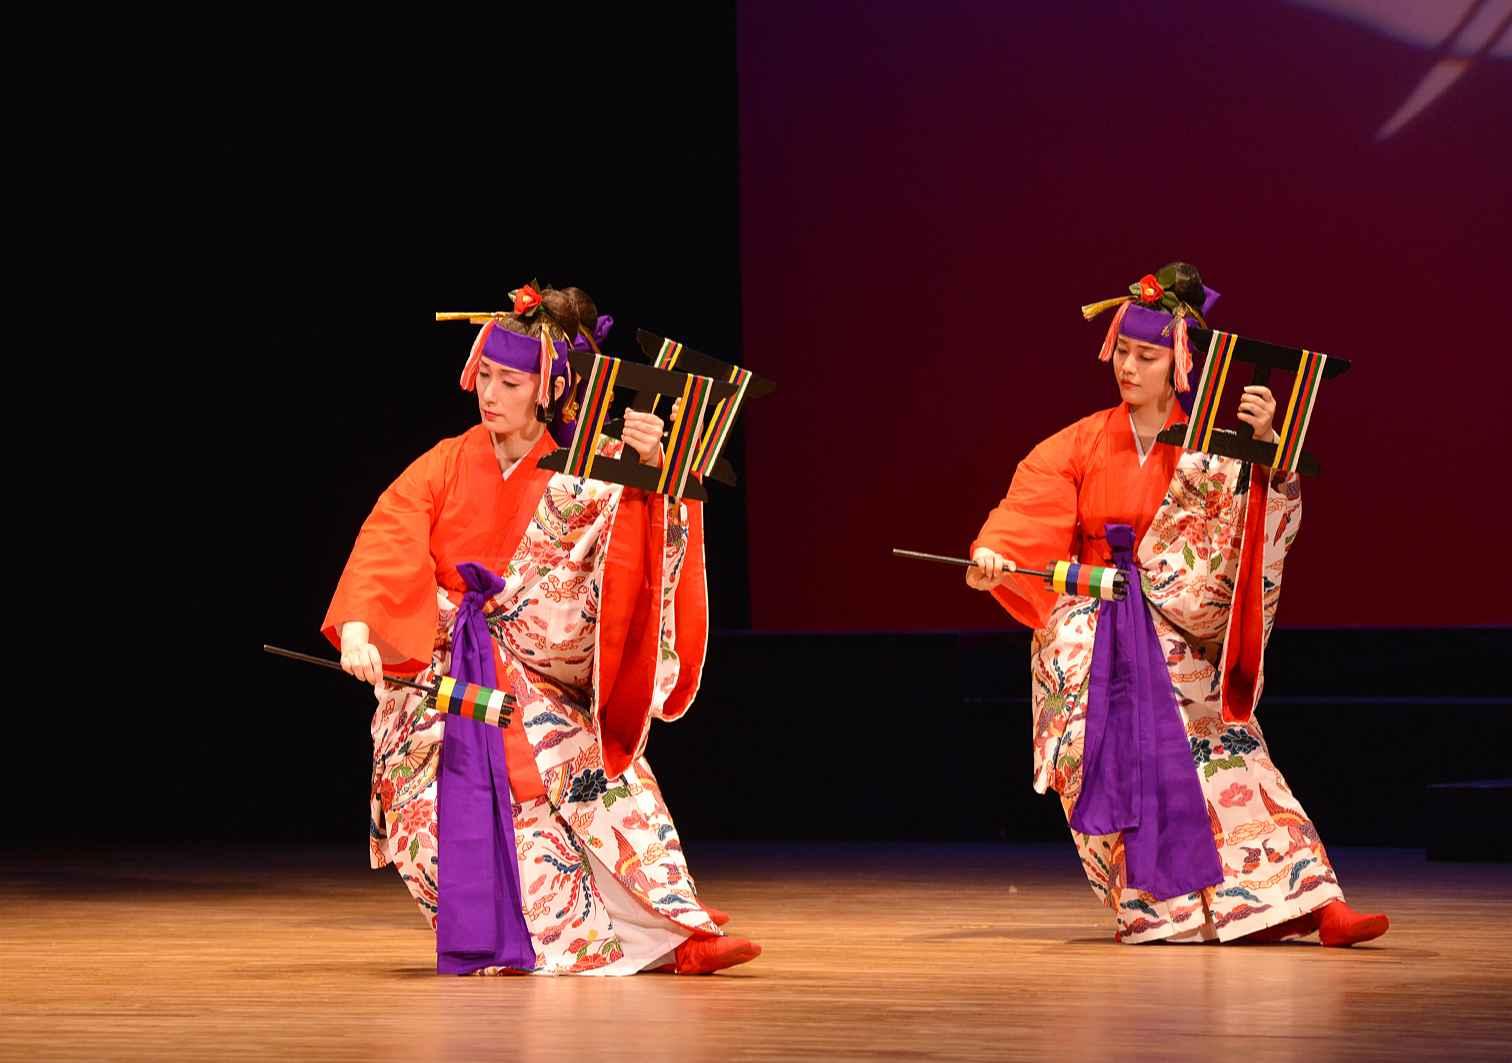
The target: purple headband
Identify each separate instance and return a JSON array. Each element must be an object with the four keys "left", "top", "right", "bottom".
[
  {"left": 467, "top": 313, "right": 615, "bottom": 446},
  {"left": 1118, "top": 286, "right": 1221, "bottom": 347},
  {"left": 481, "top": 313, "right": 615, "bottom": 378}
]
